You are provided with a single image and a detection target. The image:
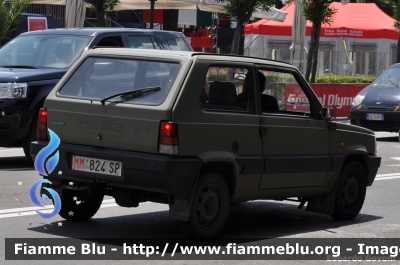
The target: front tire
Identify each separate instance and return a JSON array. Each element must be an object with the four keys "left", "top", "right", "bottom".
[
  {"left": 58, "top": 189, "right": 104, "bottom": 221},
  {"left": 181, "top": 172, "right": 230, "bottom": 239},
  {"left": 331, "top": 161, "right": 367, "bottom": 220}
]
